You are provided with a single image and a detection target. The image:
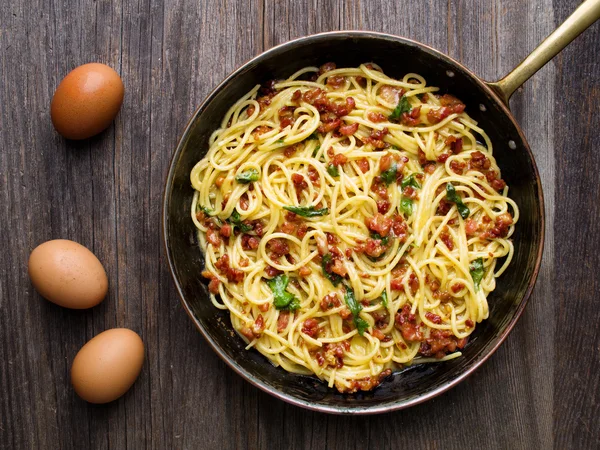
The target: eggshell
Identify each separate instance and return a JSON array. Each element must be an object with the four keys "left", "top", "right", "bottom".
[
  {"left": 51, "top": 63, "right": 124, "bottom": 140},
  {"left": 28, "top": 239, "right": 108, "bottom": 309},
  {"left": 71, "top": 328, "right": 144, "bottom": 404}
]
